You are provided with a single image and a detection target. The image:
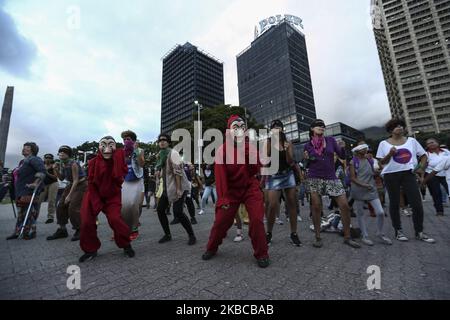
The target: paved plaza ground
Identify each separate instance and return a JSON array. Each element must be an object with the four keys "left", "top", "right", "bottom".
[{"left": 0, "top": 196, "right": 449, "bottom": 300}]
